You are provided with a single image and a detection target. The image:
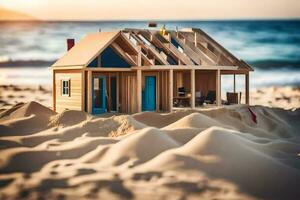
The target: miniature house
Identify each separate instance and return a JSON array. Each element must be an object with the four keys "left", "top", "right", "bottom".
[{"left": 51, "top": 28, "right": 253, "bottom": 114}]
